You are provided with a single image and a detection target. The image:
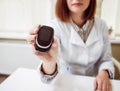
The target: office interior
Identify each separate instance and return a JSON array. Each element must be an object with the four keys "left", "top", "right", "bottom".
[{"left": 0, "top": 0, "right": 120, "bottom": 84}]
